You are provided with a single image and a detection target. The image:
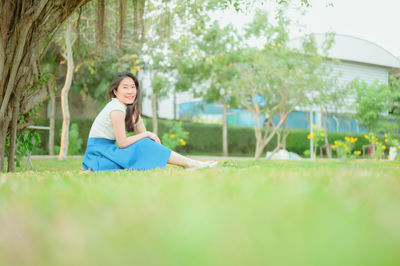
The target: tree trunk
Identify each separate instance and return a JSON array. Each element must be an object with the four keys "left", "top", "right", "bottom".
[
  {"left": 152, "top": 90, "right": 158, "bottom": 136},
  {"left": 282, "top": 131, "right": 289, "bottom": 150},
  {"left": 222, "top": 96, "right": 228, "bottom": 156},
  {"left": 0, "top": 107, "right": 12, "bottom": 172},
  {"left": 119, "top": 0, "right": 127, "bottom": 51},
  {"left": 139, "top": 0, "right": 146, "bottom": 48},
  {"left": 0, "top": 125, "right": 7, "bottom": 172},
  {"left": 253, "top": 113, "right": 289, "bottom": 160},
  {"left": 254, "top": 141, "right": 265, "bottom": 159},
  {"left": 96, "top": 0, "right": 105, "bottom": 47},
  {"left": 133, "top": 0, "right": 139, "bottom": 43},
  {"left": 281, "top": 119, "right": 288, "bottom": 150},
  {"left": 322, "top": 111, "right": 332, "bottom": 158},
  {"left": 48, "top": 79, "right": 56, "bottom": 156},
  {"left": 7, "top": 98, "right": 20, "bottom": 172},
  {"left": 265, "top": 131, "right": 281, "bottom": 161},
  {"left": 0, "top": 0, "right": 89, "bottom": 172},
  {"left": 59, "top": 21, "right": 75, "bottom": 161},
  {"left": 173, "top": 89, "right": 177, "bottom": 120}
]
